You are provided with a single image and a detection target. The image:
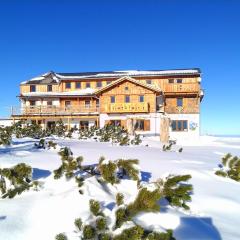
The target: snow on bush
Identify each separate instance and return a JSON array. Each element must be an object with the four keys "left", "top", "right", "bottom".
[{"left": 215, "top": 153, "right": 240, "bottom": 182}]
